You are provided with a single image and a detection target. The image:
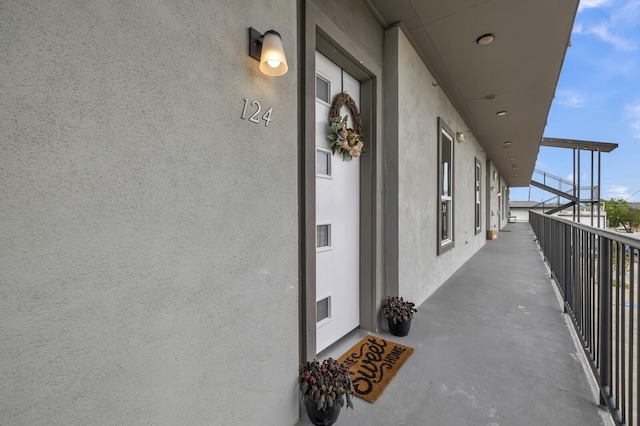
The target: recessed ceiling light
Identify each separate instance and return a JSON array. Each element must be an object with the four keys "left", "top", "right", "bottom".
[
  {"left": 496, "top": 111, "right": 507, "bottom": 116},
  {"left": 509, "top": 157, "right": 515, "bottom": 160},
  {"left": 476, "top": 33, "right": 495, "bottom": 46},
  {"left": 512, "top": 165, "right": 517, "bottom": 169}
]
